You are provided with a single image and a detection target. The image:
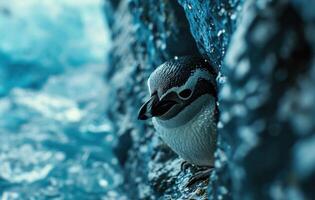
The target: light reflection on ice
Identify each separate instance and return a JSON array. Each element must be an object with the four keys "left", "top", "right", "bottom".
[
  {"left": 13, "top": 89, "right": 83, "bottom": 123},
  {"left": 0, "top": 0, "right": 123, "bottom": 199},
  {"left": 0, "top": 144, "right": 64, "bottom": 183}
]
